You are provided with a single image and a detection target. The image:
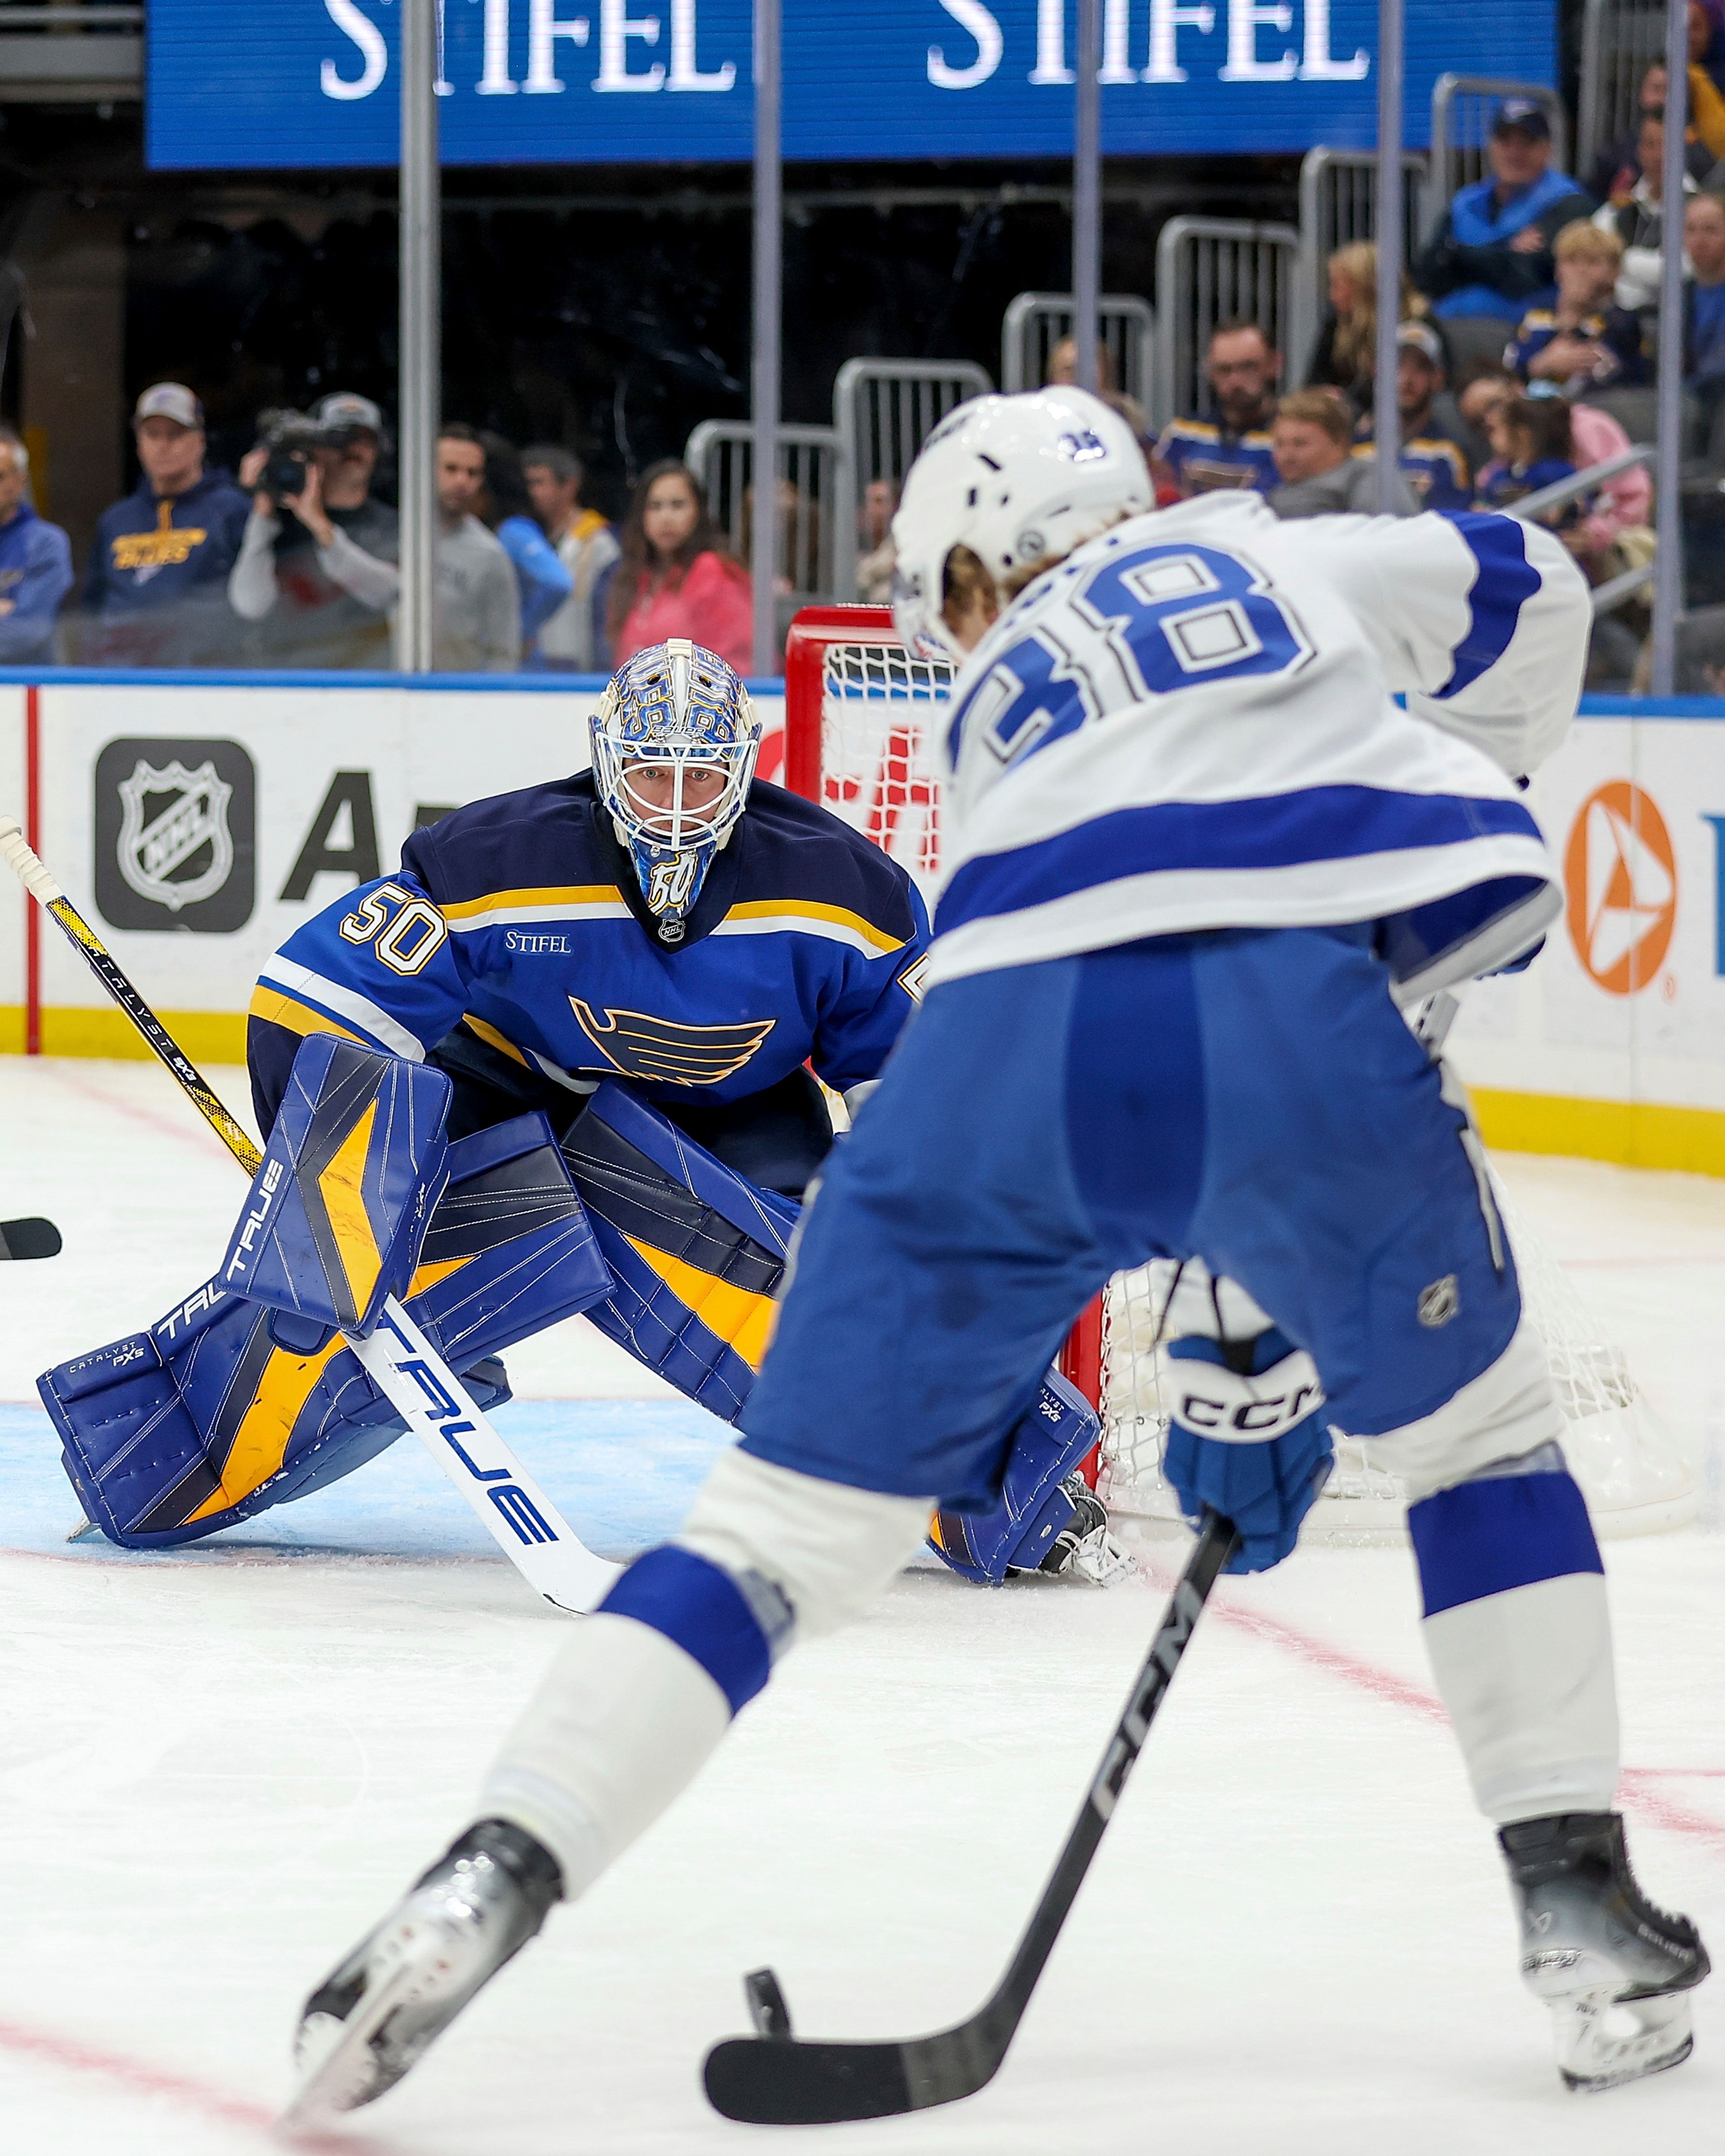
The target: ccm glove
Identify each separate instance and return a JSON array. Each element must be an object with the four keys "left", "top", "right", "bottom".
[{"left": 1161, "top": 1329, "right": 1333, "bottom": 1573}]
